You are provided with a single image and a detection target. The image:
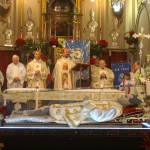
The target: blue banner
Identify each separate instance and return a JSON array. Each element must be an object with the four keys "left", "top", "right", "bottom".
[
  {"left": 66, "top": 40, "right": 90, "bottom": 80},
  {"left": 112, "top": 62, "right": 131, "bottom": 88}
]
